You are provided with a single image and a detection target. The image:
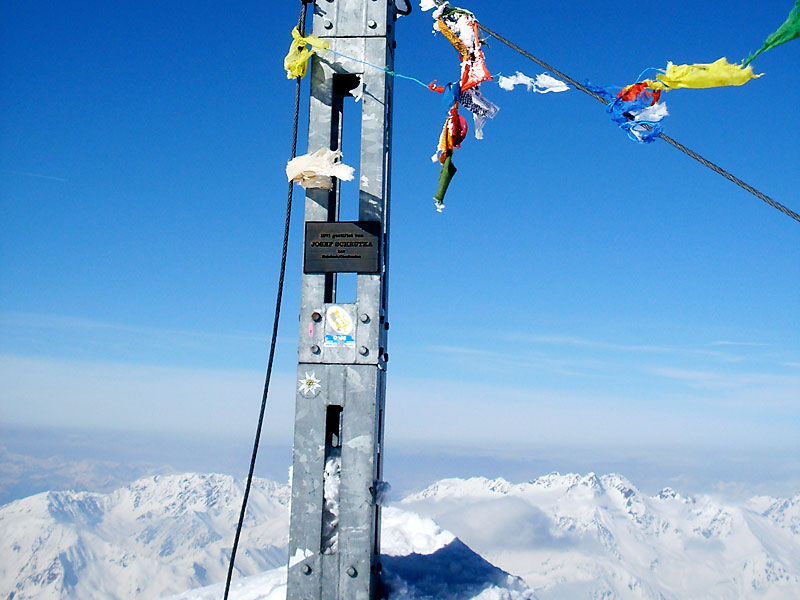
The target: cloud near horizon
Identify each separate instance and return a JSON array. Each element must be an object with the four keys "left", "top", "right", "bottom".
[{"left": 2, "top": 351, "right": 798, "bottom": 449}]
